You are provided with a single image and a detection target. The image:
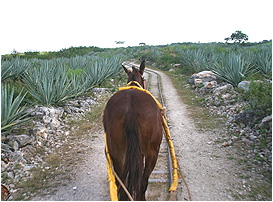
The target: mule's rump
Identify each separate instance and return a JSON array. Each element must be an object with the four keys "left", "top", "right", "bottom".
[
  {"left": 103, "top": 88, "right": 163, "bottom": 161},
  {"left": 103, "top": 88, "right": 163, "bottom": 200}
]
